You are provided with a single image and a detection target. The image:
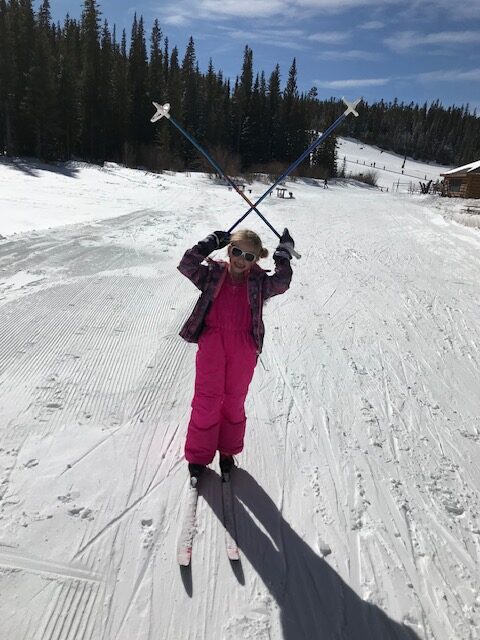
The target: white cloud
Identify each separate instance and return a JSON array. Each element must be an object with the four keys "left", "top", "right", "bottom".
[
  {"left": 396, "top": 0, "right": 480, "bottom": 21},
  {"left": 385, "top": 30, "right": 480, "bottom": 53},
  {"left": 358, "top": 21, "right": 385, "bottom": 29},
  {"left": 200, "top": 0, "right": 285, "bottom": 18},
  {"left": 159, "top": 0, "right": 402, "bottom": 25},
  {"left": 159, "top": 0, "right": 478, "bottom": 29},
  {"left": 201, "top": 0, "right": 400, "bottom": 14},
  {"left": 217, "top": 27, "right": 306, "bottom": 50},
  {"left": 315, "top": 77, "right": 390, "bottom": 88},
  {"left": 164, "top": 13, "right": 190, "bottom": 26},
  {"left": 161, "top": 0, "right": 290, "bottom": 23},
  {"left": 315, "top": 68, "right": 480, "bottom": 91},
  {"left": 317, "top": 49, "right": 378, "bottom": 60},
  {"left": 308, "top": 31, "right": 351, "bottom": 44},
  {"left": 289, "top": 0, "right": 398, "bottom": 8},
  {"left": 415, "top": 68, "right": 480, "bottom": 83}
]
